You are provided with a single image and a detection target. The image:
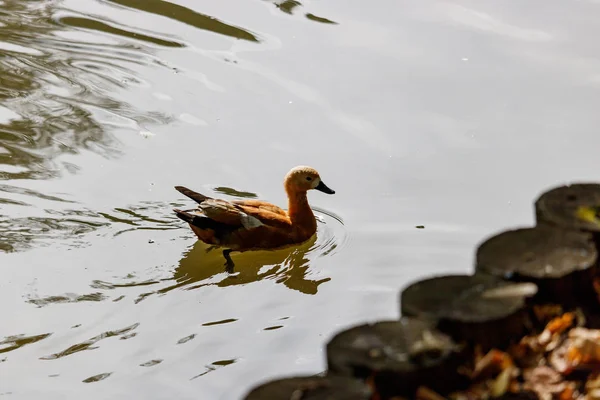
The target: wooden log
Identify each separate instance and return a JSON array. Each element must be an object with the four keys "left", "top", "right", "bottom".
[
  {"left": 534, "top": 183, "right": 600, "bottom": 323},
  {"left": 400, "top": 274, "right": 537, "bottom": 349},
  {"left": 326, "top": 318, "right": 466, "bottom": 399},
  {"left": 243, "top": 375, "right": 371, "bottom": 400},
  {"left": 475, "top": 226, "right": 598, "bottom": 306},
  {"left": 535, "top": 183, "right": 600, "bottom": 239}
]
